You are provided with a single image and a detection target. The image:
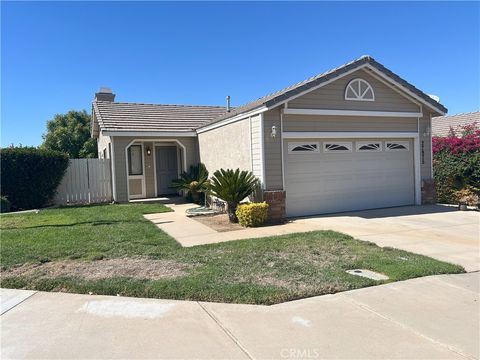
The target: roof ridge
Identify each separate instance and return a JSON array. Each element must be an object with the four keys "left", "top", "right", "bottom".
[
  {"left": 434, "top": 111, "right": 480, "bottom": 118},
  {"left": 94, "top": 100, "right": 227, "bottom": 109}
]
